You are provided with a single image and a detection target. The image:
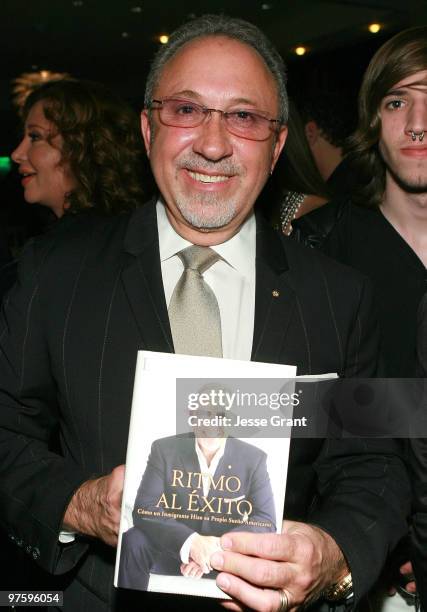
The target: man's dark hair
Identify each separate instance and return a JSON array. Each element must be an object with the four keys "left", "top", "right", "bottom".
[
  {"left": 299, "top": 90, "right": 357, "bottom": 148},
  {"left": 144, "top": 14, "right": 288, "bottom": 123},
  {"left": 348, "top": 26, "right": 427, "bottom": 207}
]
